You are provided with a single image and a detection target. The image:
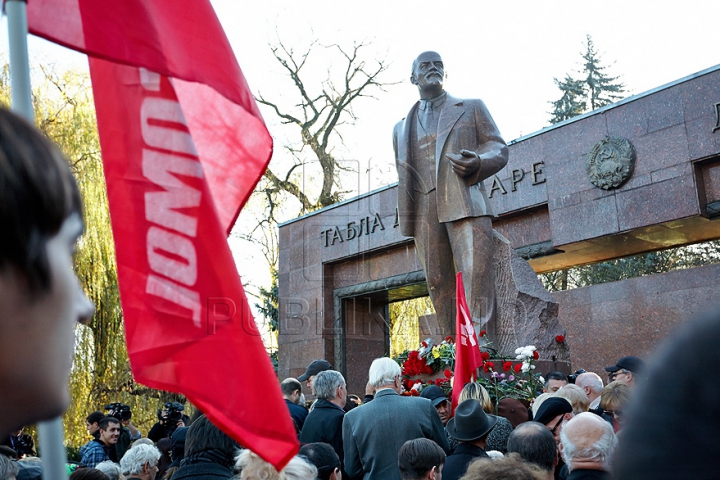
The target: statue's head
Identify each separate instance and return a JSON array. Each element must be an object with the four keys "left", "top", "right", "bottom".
[{"left": 411, "top": 51, "right": 445, "bottom": 98}]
